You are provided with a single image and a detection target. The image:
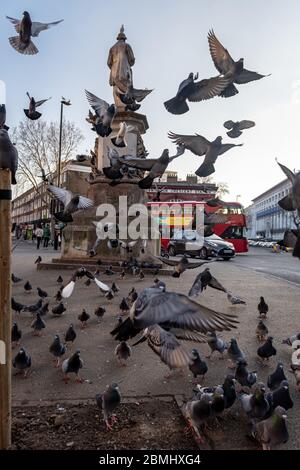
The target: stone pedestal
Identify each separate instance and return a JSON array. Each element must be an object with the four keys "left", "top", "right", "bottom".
[{"left": 60, "top": 111, "right": 160, "bottom": 264}]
